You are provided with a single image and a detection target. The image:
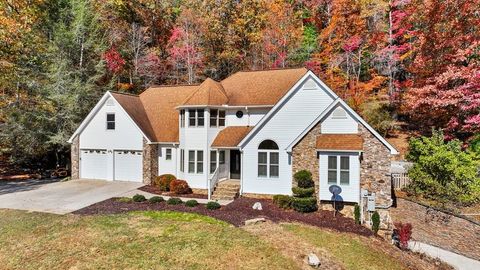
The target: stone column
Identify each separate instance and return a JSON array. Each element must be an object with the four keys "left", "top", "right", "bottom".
[
  {"left": 143, "top": 139, "right": 158, "bottom": 184},
  {"left": 71, "top": 135, "right": 80, "bottom": 179}
]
